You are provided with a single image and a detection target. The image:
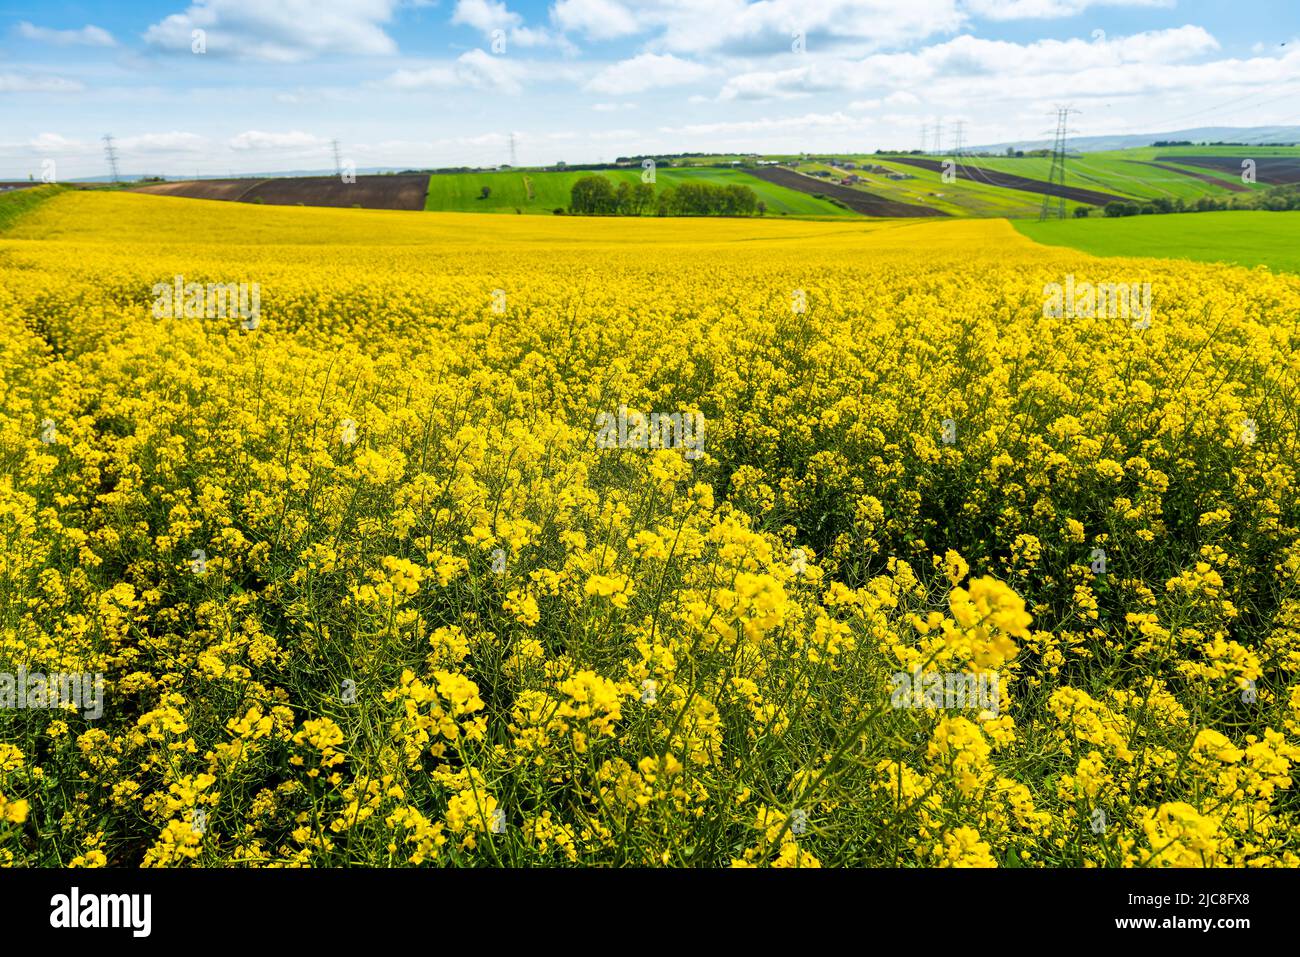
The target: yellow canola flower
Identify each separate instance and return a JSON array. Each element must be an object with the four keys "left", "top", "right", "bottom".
[{"left": 3, "top": 191, "right": 1298, "bottom": 869}]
